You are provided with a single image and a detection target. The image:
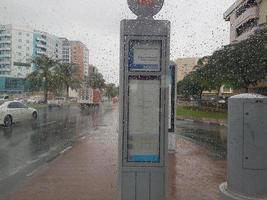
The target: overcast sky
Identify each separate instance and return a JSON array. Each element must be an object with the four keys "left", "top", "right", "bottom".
[{"left": 0, "top": 0, "right": 234, "bottom": 84}]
